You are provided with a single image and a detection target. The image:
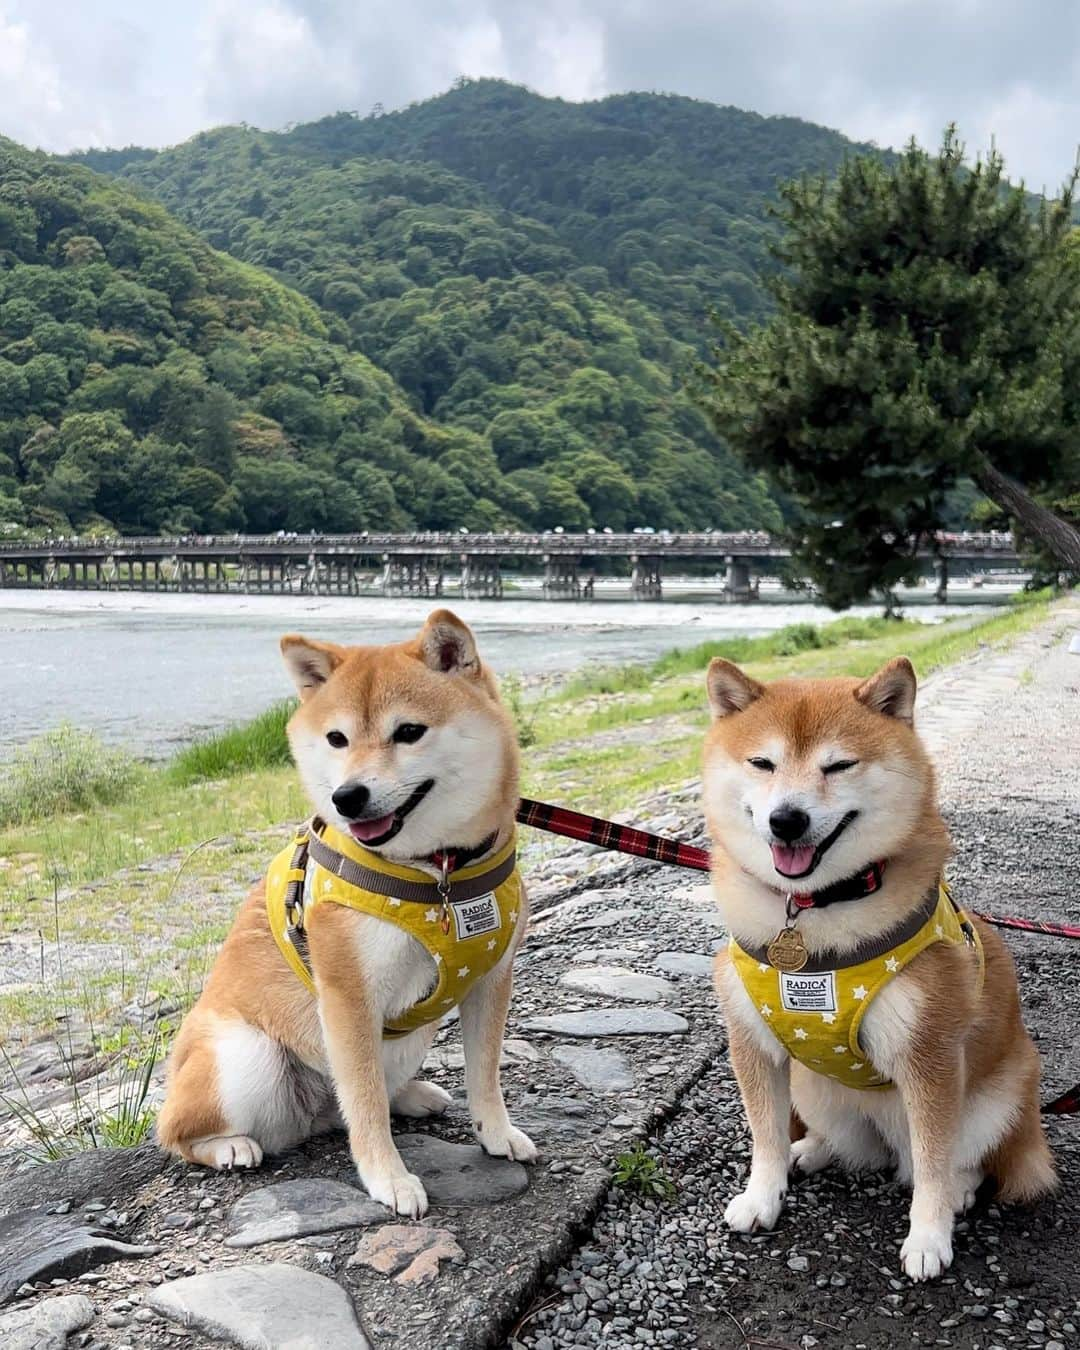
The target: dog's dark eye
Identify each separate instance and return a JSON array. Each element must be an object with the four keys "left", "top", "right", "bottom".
[
  {"left": 326, "top": 730, "right": 348, "bottom": 749},
  {"left": 747, "top": 756, "right": 775, "bottom": 772},
  {"left": 823, "top": 759, "right": 859, "bottom": 775},
  {"left": 392, "top": 722, "right": 428, "bottom": 745}
]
